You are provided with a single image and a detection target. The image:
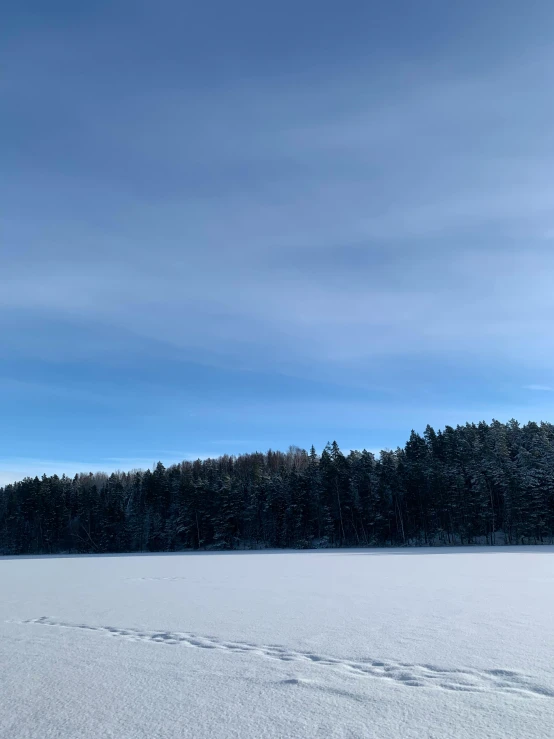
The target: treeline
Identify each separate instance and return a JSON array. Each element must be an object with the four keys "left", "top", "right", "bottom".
[{"left": 2, "top": 419, "right": 554, "bottom": 555}]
